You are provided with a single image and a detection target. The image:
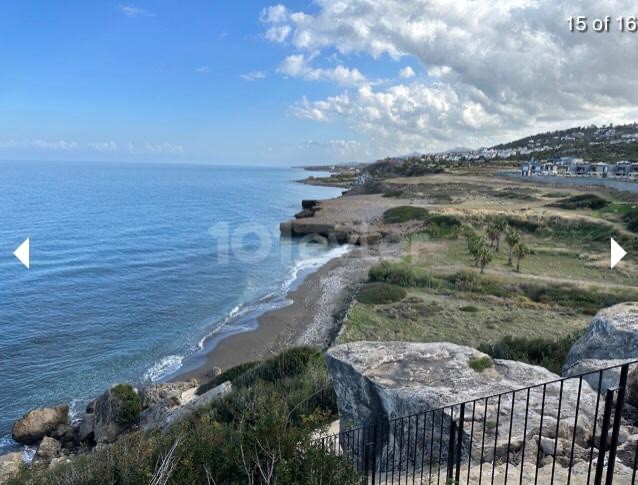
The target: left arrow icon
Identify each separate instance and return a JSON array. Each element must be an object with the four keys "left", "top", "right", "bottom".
[{"left": 13, "top": 238, "right": 30, "bottom": 269}]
